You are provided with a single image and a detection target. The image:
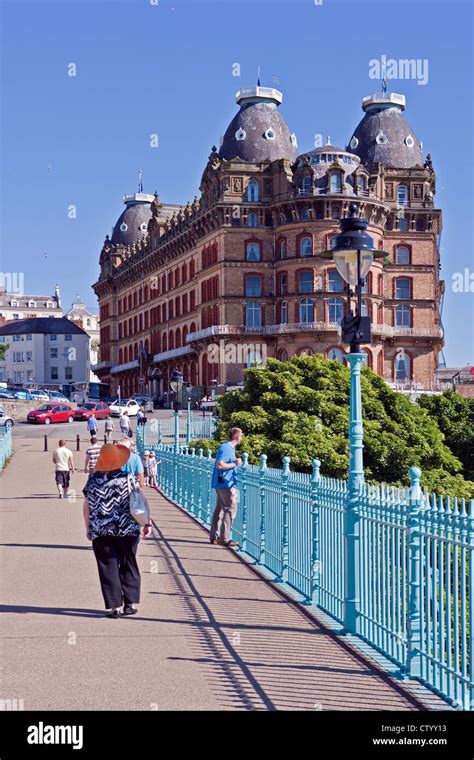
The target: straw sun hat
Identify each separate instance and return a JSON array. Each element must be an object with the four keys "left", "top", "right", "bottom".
[{"left": 94, "top": 444, "right": 130, "bottom": 473}]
